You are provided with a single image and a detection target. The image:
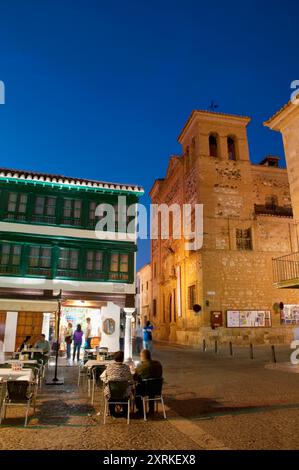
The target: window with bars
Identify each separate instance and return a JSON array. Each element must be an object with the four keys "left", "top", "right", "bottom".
[
  {"left": 236, "top": 228, "right": 252, "bottom": 250},
  {"left": 0, "top": 243, "right": 22, "bottom": 274},
  {"left": 85, "top": 250, "right": 104, "bottom": 279},
  {"left": 32, "top": 196, "right": 56, "bottom": 223},
  {"left": 57, "top": 248, "right": 79, "bottom": 277},
  {"left": 188, "top": 285, "right": 196, "bottom": 310},
  {"left": 62, "top": 199, "right": 82, "bottom": 226},
  {"left": 109, "top": 253, "right": 129, "bottom": 280},
  {"left": 88, "top": 201, "right": 97, "bottom": 227},
  {"left": 6, "top": 192, "right": 28, "bottom": 220},
  {"left": 27, "top": 246, "right": 52, "bottom": 276}
]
